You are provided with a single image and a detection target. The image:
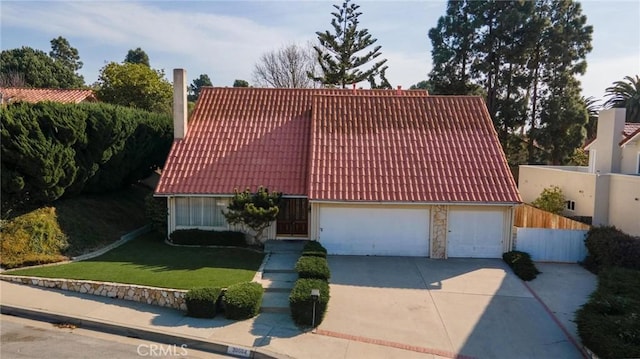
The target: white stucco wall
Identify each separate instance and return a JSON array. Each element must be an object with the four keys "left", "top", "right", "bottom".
[
  {"left": 608, "top": 174, "right": 640, "bottom": 236},
  {"left": 518, "top": 165, "right": 597, "bottom": 218},
  {"left": 620, "top": 142, "right": 640, "bottom": 175}
]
